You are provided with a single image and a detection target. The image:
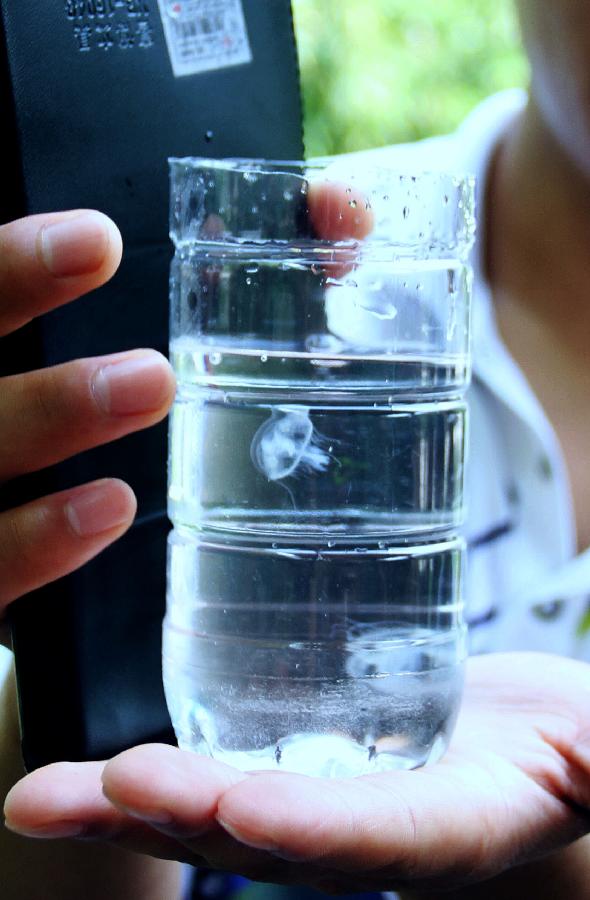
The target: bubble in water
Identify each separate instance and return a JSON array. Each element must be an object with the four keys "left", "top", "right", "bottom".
[
  {"left": 250, "top": 408, "right": 332, "bottom": 481},
  {"left": 251, "top": 205, "right": 259, "bottom": 214},
  {"left": 243, "top": 171, "right": 258, "bottom": 183},
  {"left": 209, "top": 351, "right": 222, "bottom": 366},
  {"left": 349, "top": 199, "right": 358, "bottom": 209},
  {"left": 204, "top": 130, "right": 214, "bottom": 143},
  {"left": 246, "top": 277, "right": 252, "bottom": 286},
  {"left": 346, "top": 187, "right": 352, "bottom": 194},
  {"left": 403, "top": 207, "right": 410, "bottom": 219},
  {"left": 283, "top": 189, "right": 294, "bottom": 201},
  {"left": 260, "top": 353, "right": 268, "bottom": 362}
]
